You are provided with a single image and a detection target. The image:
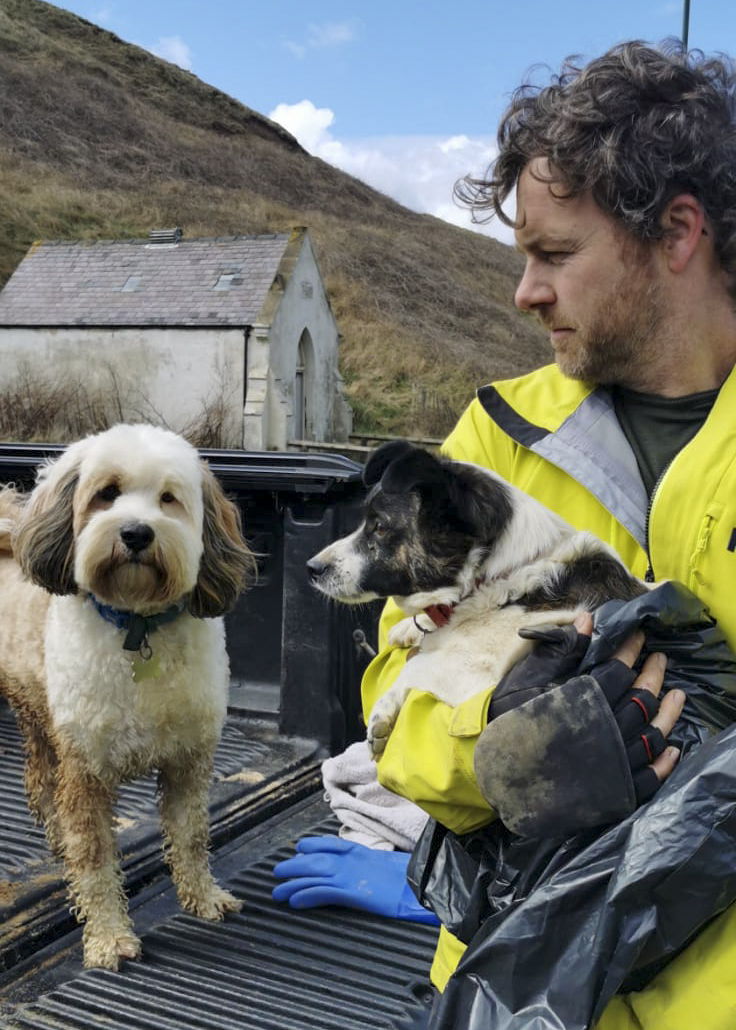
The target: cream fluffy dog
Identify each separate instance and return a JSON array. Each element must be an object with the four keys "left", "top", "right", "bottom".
[{"left": 0, "top": 424, "right": 255, "bottom": 970}]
